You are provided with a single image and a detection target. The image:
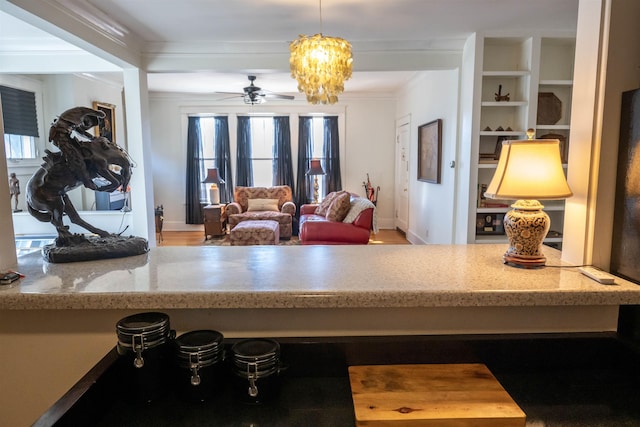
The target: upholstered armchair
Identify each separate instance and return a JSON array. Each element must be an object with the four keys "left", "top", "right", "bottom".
[{"left": 226, "top": 185, "right": 296, "bottom": 239}]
